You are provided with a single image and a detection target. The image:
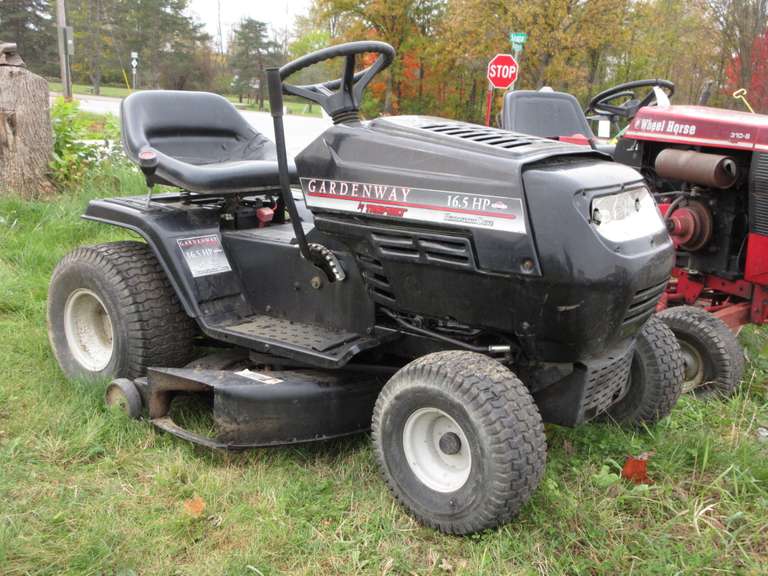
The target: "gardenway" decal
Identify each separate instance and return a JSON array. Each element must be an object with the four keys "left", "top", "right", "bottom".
[{"left": 299, "top": 177, "right": 526, "bottom": 234}]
